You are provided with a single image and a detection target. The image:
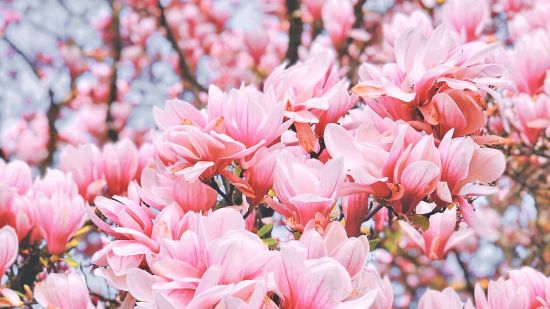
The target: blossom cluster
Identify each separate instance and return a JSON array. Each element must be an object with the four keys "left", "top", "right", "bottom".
[{"left": 2, "top": 0, "right": 550, "bottom": 308}]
